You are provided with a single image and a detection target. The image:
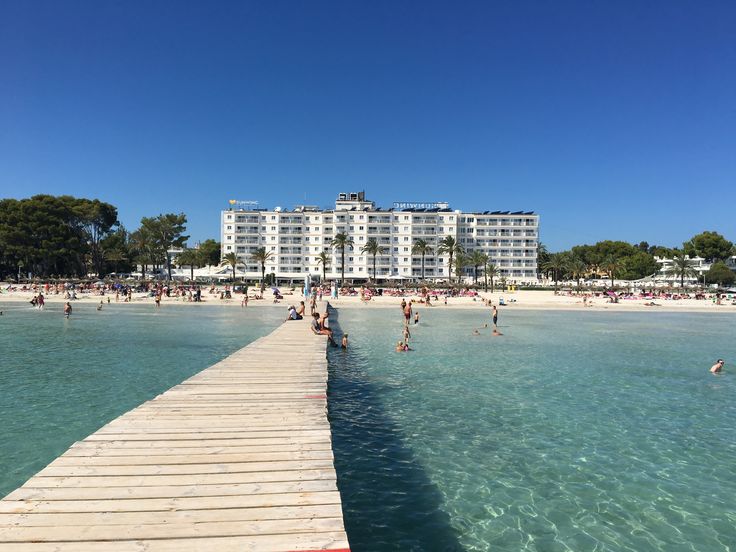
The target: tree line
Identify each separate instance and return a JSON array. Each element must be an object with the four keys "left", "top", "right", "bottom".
[
  {"left": 0, "top": 195, "right": 219, "bottom": 280},
  {"left": 540, "top": 231, "right": 735, "bottom": 288}
]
